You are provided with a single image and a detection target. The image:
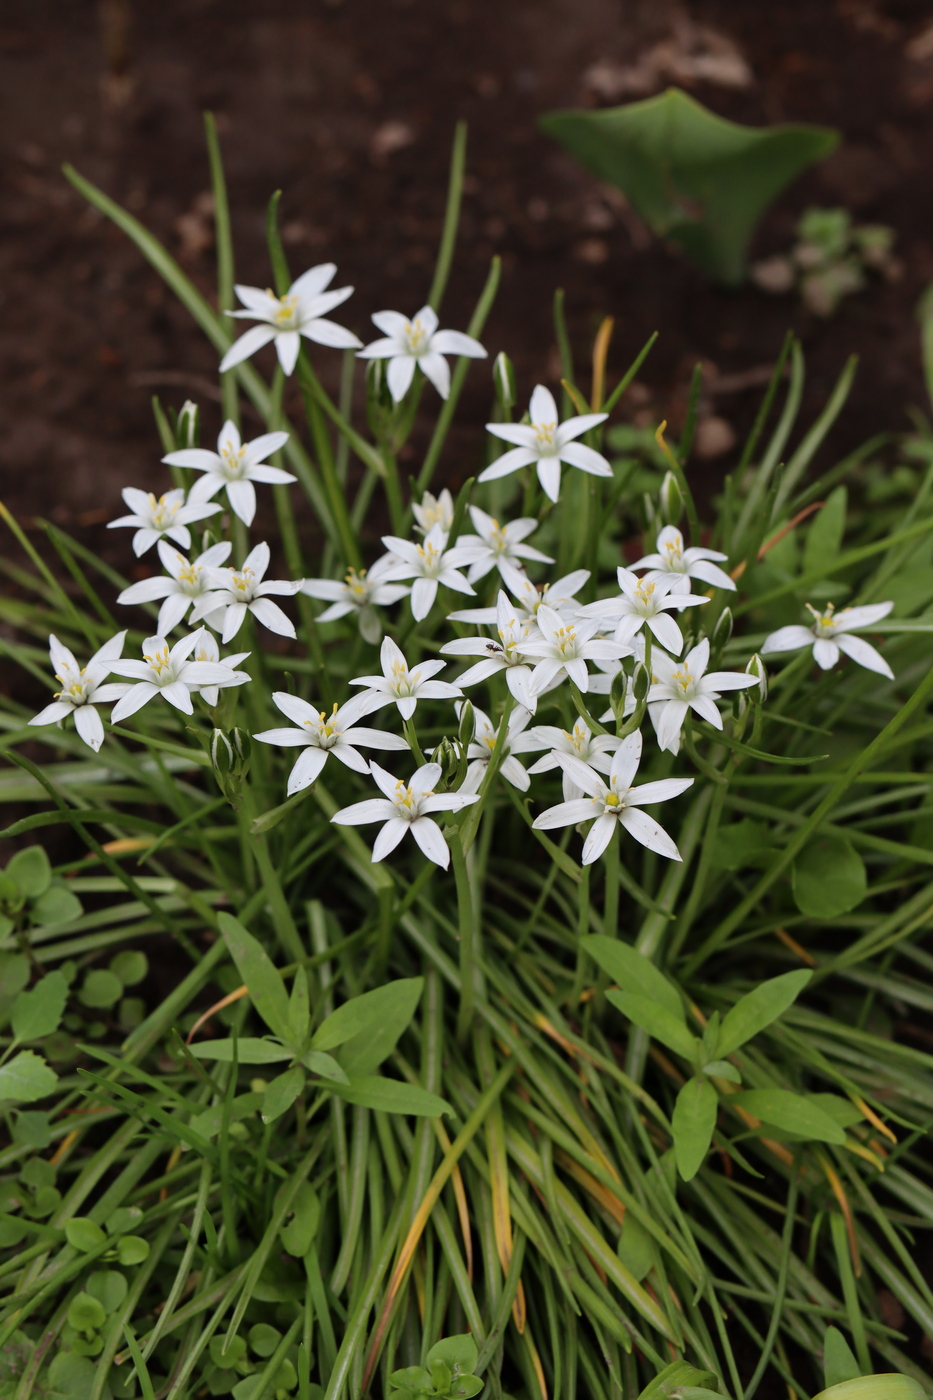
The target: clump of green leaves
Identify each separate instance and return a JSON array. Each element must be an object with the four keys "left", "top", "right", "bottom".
[
  {"left": 752, "top": 206, "right": 898, "bottom": 315},
  {"left": 389, "top": 1335, "right": 483, "bottom": 1400}
]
